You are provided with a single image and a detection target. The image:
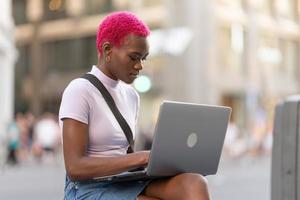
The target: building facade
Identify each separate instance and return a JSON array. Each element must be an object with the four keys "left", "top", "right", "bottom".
[
  {"left": 13, "top": 0, "right": 300, "bottom": 134},
  {"left": 13, "top": 0, "right": 165, "bottom": 115},
  {"left": 163, "top": 0, "right": 300, "bottom": 133}
]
